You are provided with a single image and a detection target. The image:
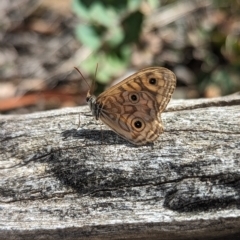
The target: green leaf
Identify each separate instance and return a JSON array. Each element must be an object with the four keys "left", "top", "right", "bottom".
[
  {"left": 106, "top": 27, "right": 124, "bottom": 47},
  {"left": 89, "top": 2, "right": 117, "bottom": 27},
  {"left": 128, "top": 0, "right": 142, "bottom": 12},
  {"left": 80, "top": 51, "right": 129, "bottom": 84},
  {"left": 147, "top": 0, "right": 160, "bottom": 9},
  {"left": 96, "top": 53, "right": 128, "bottom": 84},
  {"left": 75, "top": 25, "right": 101, "bottom": 50},
  {"left": 72, "top": 0, "right": 90, "bottom": 20}
]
